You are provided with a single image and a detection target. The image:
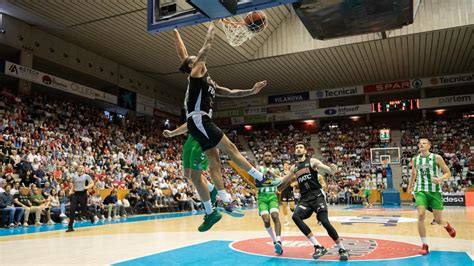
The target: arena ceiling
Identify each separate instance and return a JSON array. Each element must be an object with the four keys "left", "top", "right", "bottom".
[{"left": 2, "top": 0, "right": 474, "bottom": 95}]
